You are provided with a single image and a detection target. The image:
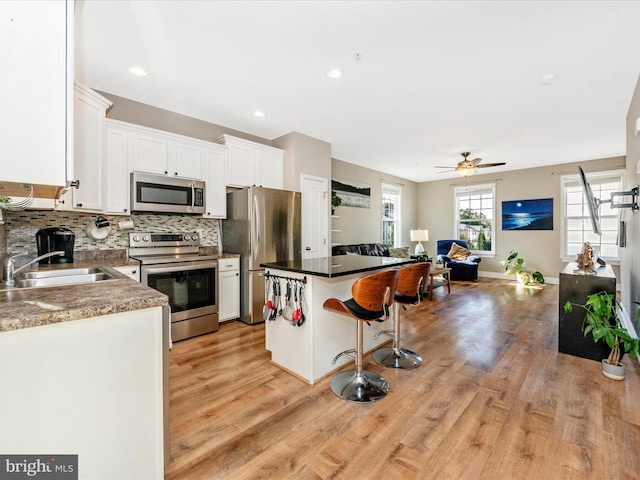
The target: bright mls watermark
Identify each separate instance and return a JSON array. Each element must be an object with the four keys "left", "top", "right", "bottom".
[{"left": 0, "top": 455, "right": 77, "bottom": 479}]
